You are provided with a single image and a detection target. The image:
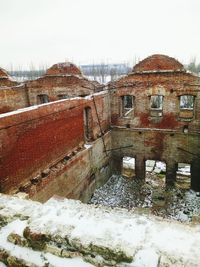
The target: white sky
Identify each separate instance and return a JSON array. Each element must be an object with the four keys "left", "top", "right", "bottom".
[{"left": 0, "top": 0, "right": 200, "bottom": 69}]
